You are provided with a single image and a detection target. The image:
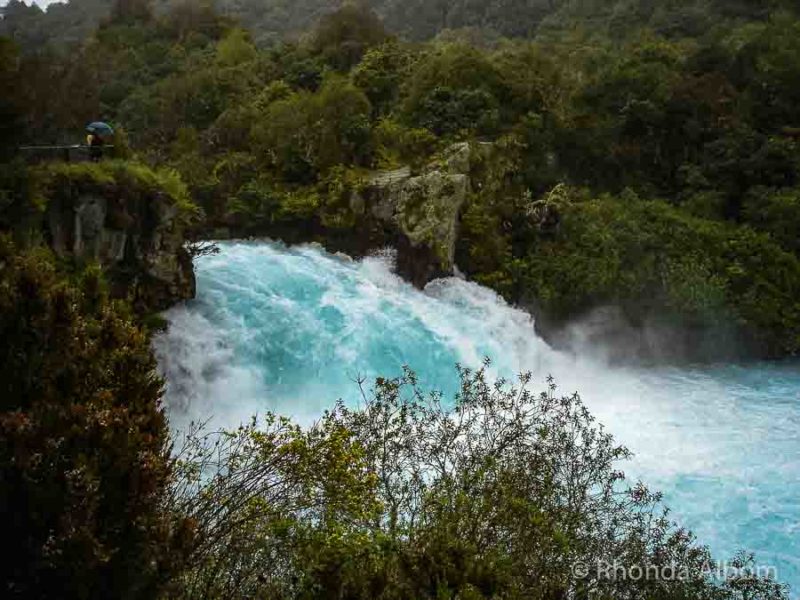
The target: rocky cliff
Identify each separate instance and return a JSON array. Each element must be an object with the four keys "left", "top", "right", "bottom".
[
  {"left": 34, "top": 161, "right": 196, "bottom": 311},
  {"left": 209, "top": 142, "right": 492, "bottom": 289},
  {"left": 351, "top": 141, "right": 489, "bottom": 286}
]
